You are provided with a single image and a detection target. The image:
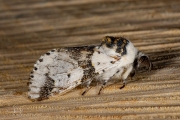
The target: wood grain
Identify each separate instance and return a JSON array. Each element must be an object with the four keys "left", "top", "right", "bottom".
[{"left": 0, "top": 0, "right": 180, "bottom": 119}]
